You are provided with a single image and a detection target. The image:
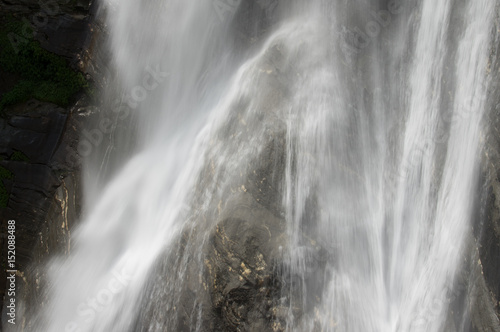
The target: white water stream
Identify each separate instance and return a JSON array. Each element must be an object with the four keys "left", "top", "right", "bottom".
[{"left": 11, "top": 0, "right": 497, "bottom": 331}]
